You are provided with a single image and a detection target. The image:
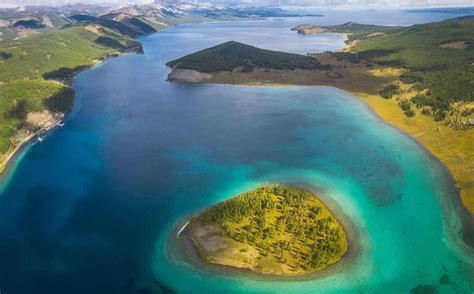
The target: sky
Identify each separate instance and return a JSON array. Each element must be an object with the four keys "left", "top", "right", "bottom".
[{"left": 1, "top": 0, "right": 473, "bottom": 9}]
